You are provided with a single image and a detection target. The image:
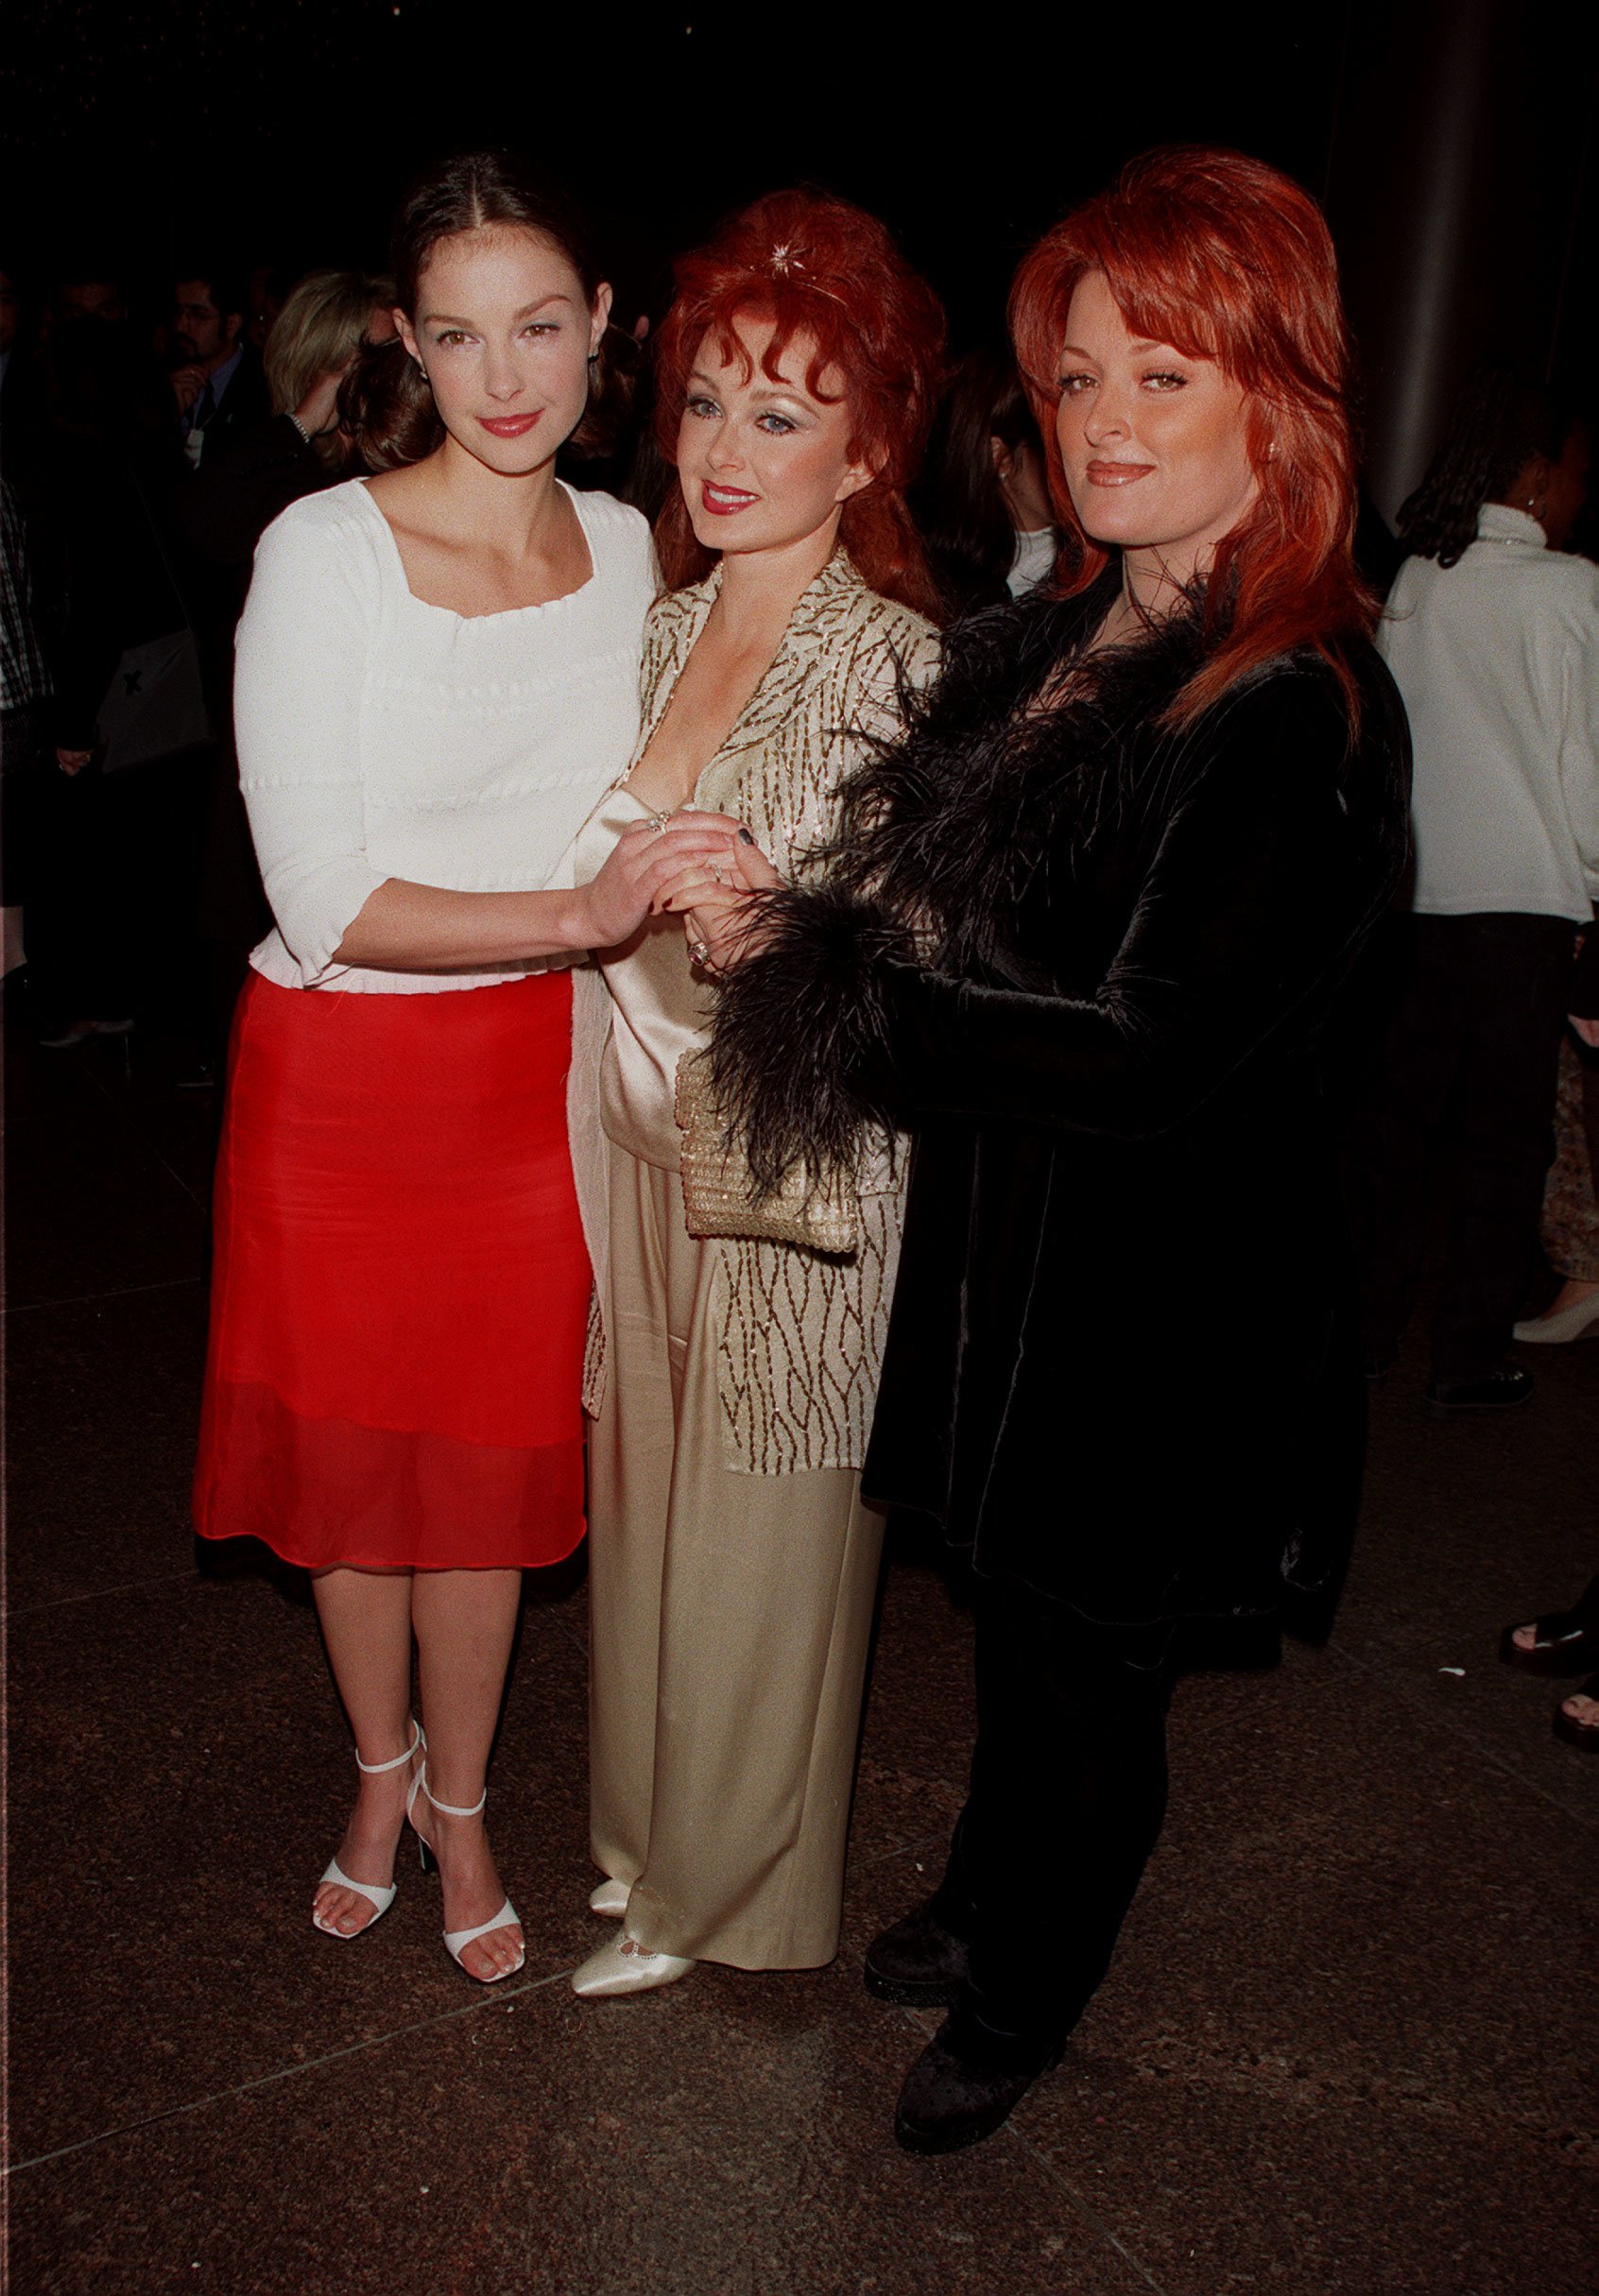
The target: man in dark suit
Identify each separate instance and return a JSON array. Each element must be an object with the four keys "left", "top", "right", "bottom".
[{"left": 169, "top": 265, "right": 268, "bottom": 469}]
